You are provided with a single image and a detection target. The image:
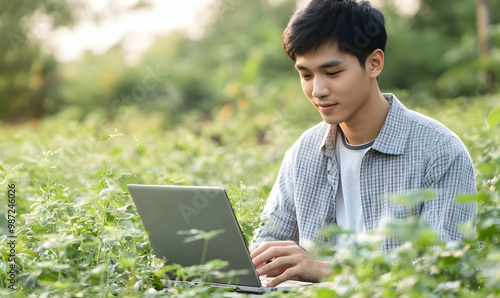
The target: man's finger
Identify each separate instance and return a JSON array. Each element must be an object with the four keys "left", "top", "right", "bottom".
[
  {"left": 267, "top": 266, "right": 300, "bottom": 287},
  {"left": 252, "top": 246, "right": 294, "bottom": 268},
  {"left": 257, "top": 253, "right": 299, "bottom": 274},
  {"left": 250, "top": 241, "right": 296, "bottom": 258}
]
